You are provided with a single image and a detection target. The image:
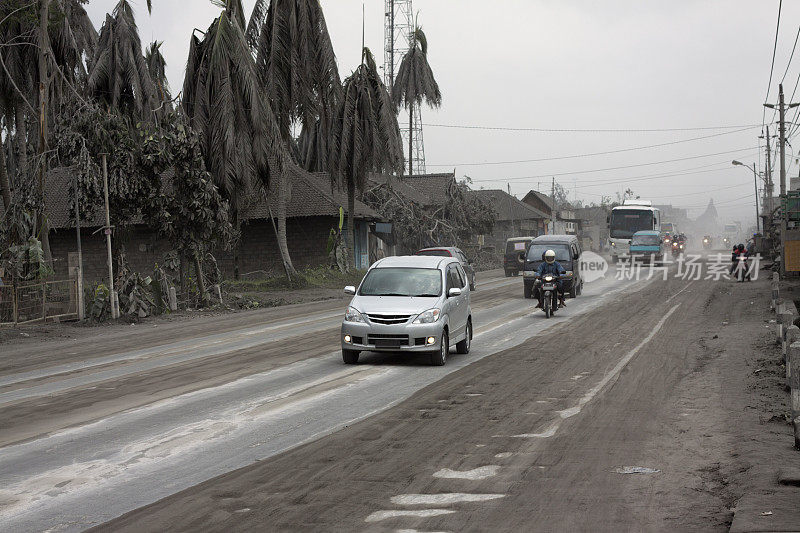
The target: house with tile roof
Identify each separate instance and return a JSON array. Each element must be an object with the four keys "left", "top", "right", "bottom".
[
  {"left": 471, "top": 189, "right": 548, "bottom": 252},
  {"left": 6, "top": 164, "right": 385, "bottom": 281}
]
